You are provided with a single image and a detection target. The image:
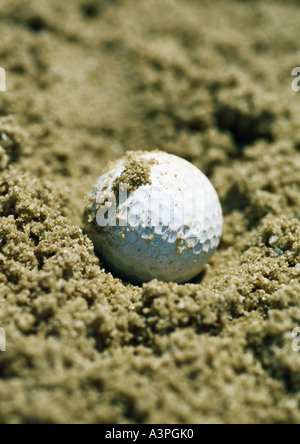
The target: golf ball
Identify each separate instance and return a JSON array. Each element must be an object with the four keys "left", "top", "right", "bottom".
[{"left": 84, "top": 150, "right": 223, "bottom": 284}]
